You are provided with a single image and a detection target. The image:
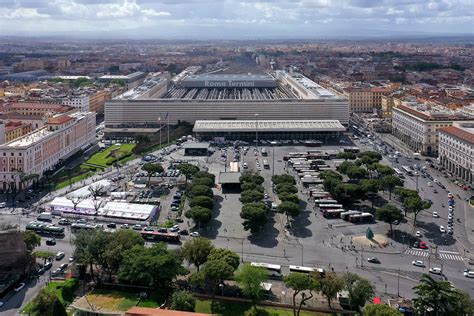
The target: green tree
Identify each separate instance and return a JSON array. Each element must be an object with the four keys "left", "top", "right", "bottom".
[
  {"left": 189, "top": 185, "right": 213, "bottom": 198},
  {"left": 241, "top": 202, "right": 267, "bottom": 233},
  {"left": 452, "top": 288, "right": 474, "bottom": 315},
  {"left": 346, "top": 166, "right": 368, "bottom": 180},
  {"left": 119, "top": 243, "right": 187, "bottom": 288},
  {"left": 142, "top": 163, "right": 164, "bottom": 184},
  {"left": 73, "top": 229, "right": 111, "bottom": 281},
  {"left": 170, "top": 290, "right": 196, "bottom": 312},
  {"left": 360, "top": 179, "right": 380, "bottom": 196},
  {"left": 404, "top": 196, "right": 431, "bottom": 227},
  {"left": 278, "top": 201, "right": 301, "bottom": 218},
  {"left": 278, "top": 192, "right": 300, "bottom": 204},
  {"left": 371, "top": 163, "right": 395, "bottom": 177},
  {"left": 363, "top": 304, "right": 402, "bottom": 316},
  {"left": 240, "top": 190, "right": 264, "bottom": 204},
  {"left": 394, "top": 187, "right": 418, "bottom": 204},
  {"left": 207, "top": 248, "right": 240, "bottom": 270},
  {"left": 194, "top": 171, "right": 215, "bottom": 184},
  {"left": 241, "top": 182, "right": 264, "bottom": 192},
  {"left": 323, "top": 177, "right": 342, "bottom": 194},
  {"left": 73, "top": 77, "right": 92, "bottom": 87},
  {"left": 30, "top": 287, "right": 66, "bottom": 316},
  {"left": 275, "top": 183, "right": 298, "bottom": 195},
  {"left": 413, "top": 274, "right": 460, "bottom": 315},
  {"left": 338, "top": 161, "right": 357, "bottom": 174},
  {"left": 318, "top": 272, "right": 345, "bottom": 308},
  {"left": 181, "top": 237, "right": 214, "bottom": 271},
  {"left": 185, "top": 206, "right": 212, "bottom": 228},
  {"left": 336, "top": 152, "right": 357, "bottom": 160},
  {"left": 190, "top": 176, "right": 214, "bottom": 188},
  {"left": 357, "top": 151, "right": 382, "bottom": 166},
  {"left": 203, "top": 257, "right": 237, "bottom": 313},
  {"left": 381, "top": 175, "right": 404, "bottom": 199},
  {"left": 234, "top": 263, "right": 268, "bottom": 310},
  {"left": 22, "top": 230, "right": 41, "bottom": 252},
  {"left": 189, "top": 196, "right": 214, "bottom": 210},
  {"left": 239, "top": 172, "right": 264, "bottom": 185},
  {"left": 272, "top": 174, "right": 296, "bottom": 185},
  {"left": 284, "top": 272, "right": 319, "bottom": 316},
  {"left": 376, "top": 204, "right": 403, "bottom": 235},
  {"left": 344, "top": 272, "right": 375, "bottom": 312},
  {"left": 320, "top": 170, "right": 343, "bottom": 180},
  {"left": 178, "top": 163, "right": 200, "bottom": 179}
]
